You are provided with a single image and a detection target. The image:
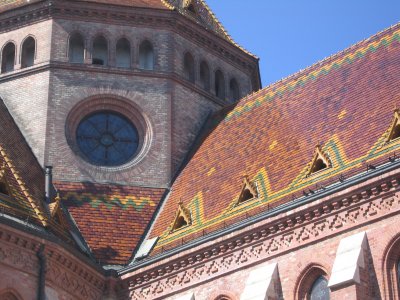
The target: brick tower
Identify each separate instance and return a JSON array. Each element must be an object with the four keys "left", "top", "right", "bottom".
[{"left": 0, "top": 0, "right": 260, "bottom": 187}]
